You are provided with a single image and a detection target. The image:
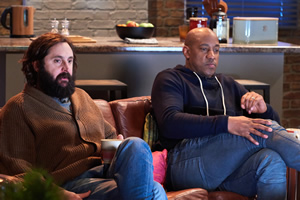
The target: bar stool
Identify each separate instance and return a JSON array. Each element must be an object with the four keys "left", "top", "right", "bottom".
[
  {"left": 235, "top": 79, "right": 270, "bottom": 104},
  {"left": 75, "top": 79, "right": 127, "bottom": 101}
]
